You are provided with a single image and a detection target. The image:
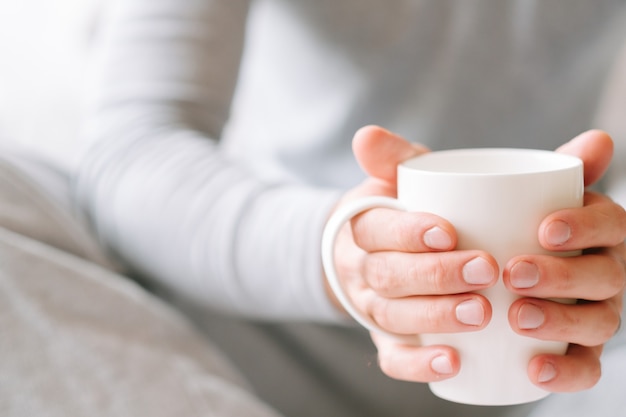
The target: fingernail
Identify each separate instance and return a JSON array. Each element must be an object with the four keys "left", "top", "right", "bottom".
[
  {"left": 424, "top": 226, "right": 453, "bottom": 250},
  {"left": 538, "top": 362, "right": 557, "bottom": 383},
  {"left": 462, "top": 257, "right": 496, "bottom": 285},
  {"left": 456, "top": 300, "right": 485, "bottom": 326},
  {"left": 545, "top": 220, "right": 571, "bottom": 246},
  {"left": 510, "top": 261, "right": 540, "bottom": 289},
  {"left": 431, "top": 355, "right": 454, "bottom": 375},
  {"left": 518, "top": 303, "right": 545, "bottom": 329}
]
